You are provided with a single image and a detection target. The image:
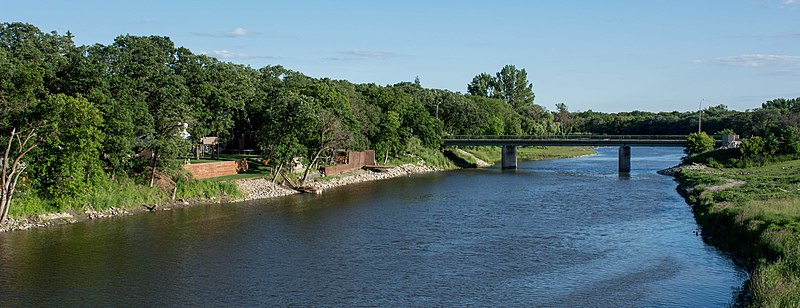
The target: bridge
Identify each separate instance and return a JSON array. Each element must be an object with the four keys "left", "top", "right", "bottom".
[{"left": 443, "top": 135, "right": 728, "bottom": 173}]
